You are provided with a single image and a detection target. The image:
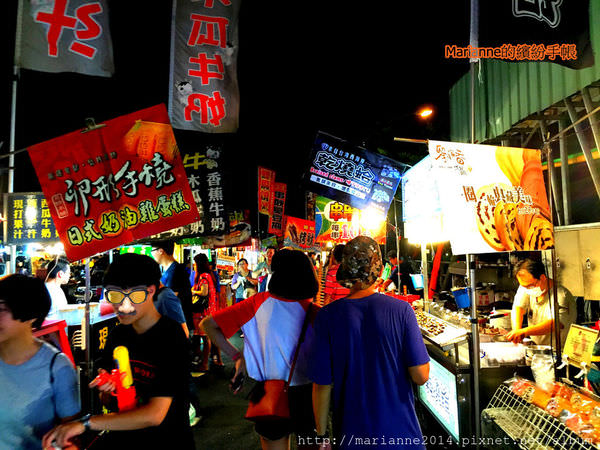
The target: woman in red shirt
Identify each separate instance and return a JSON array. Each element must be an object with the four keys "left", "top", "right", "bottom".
[{"left": 192, "top": 253, "right": 220, "bottom": 371}]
